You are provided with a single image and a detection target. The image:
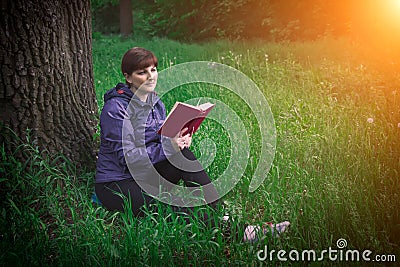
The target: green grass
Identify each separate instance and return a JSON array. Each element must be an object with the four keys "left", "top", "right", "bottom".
[{"left": 1, "top": 34, "right": 399, "bottom": 266}]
